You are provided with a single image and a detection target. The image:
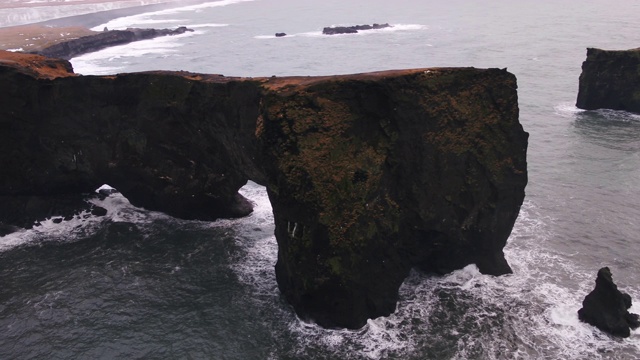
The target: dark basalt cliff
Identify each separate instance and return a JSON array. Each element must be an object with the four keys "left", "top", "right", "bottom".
[
  {"left": 0, "top": 51, "right": 528, "bottom": 329},
  {"left": 576, "top": 47, "right": 640, "bottom": 113},
  {"left": 32, "top": 27, "right": 194, "bottom": 60}
]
